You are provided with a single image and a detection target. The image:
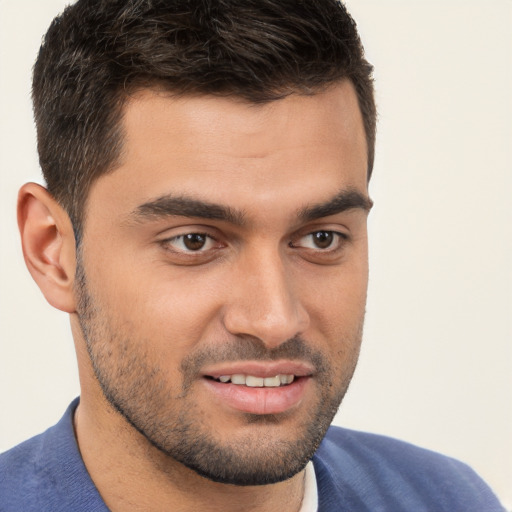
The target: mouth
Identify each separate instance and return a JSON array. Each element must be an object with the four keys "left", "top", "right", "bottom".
[
  {"left": 207, "top": 374, "right": 295, "bottom": 387},
  {"left": 201, "top": 362, "right": 313, "bottom": 415}
]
